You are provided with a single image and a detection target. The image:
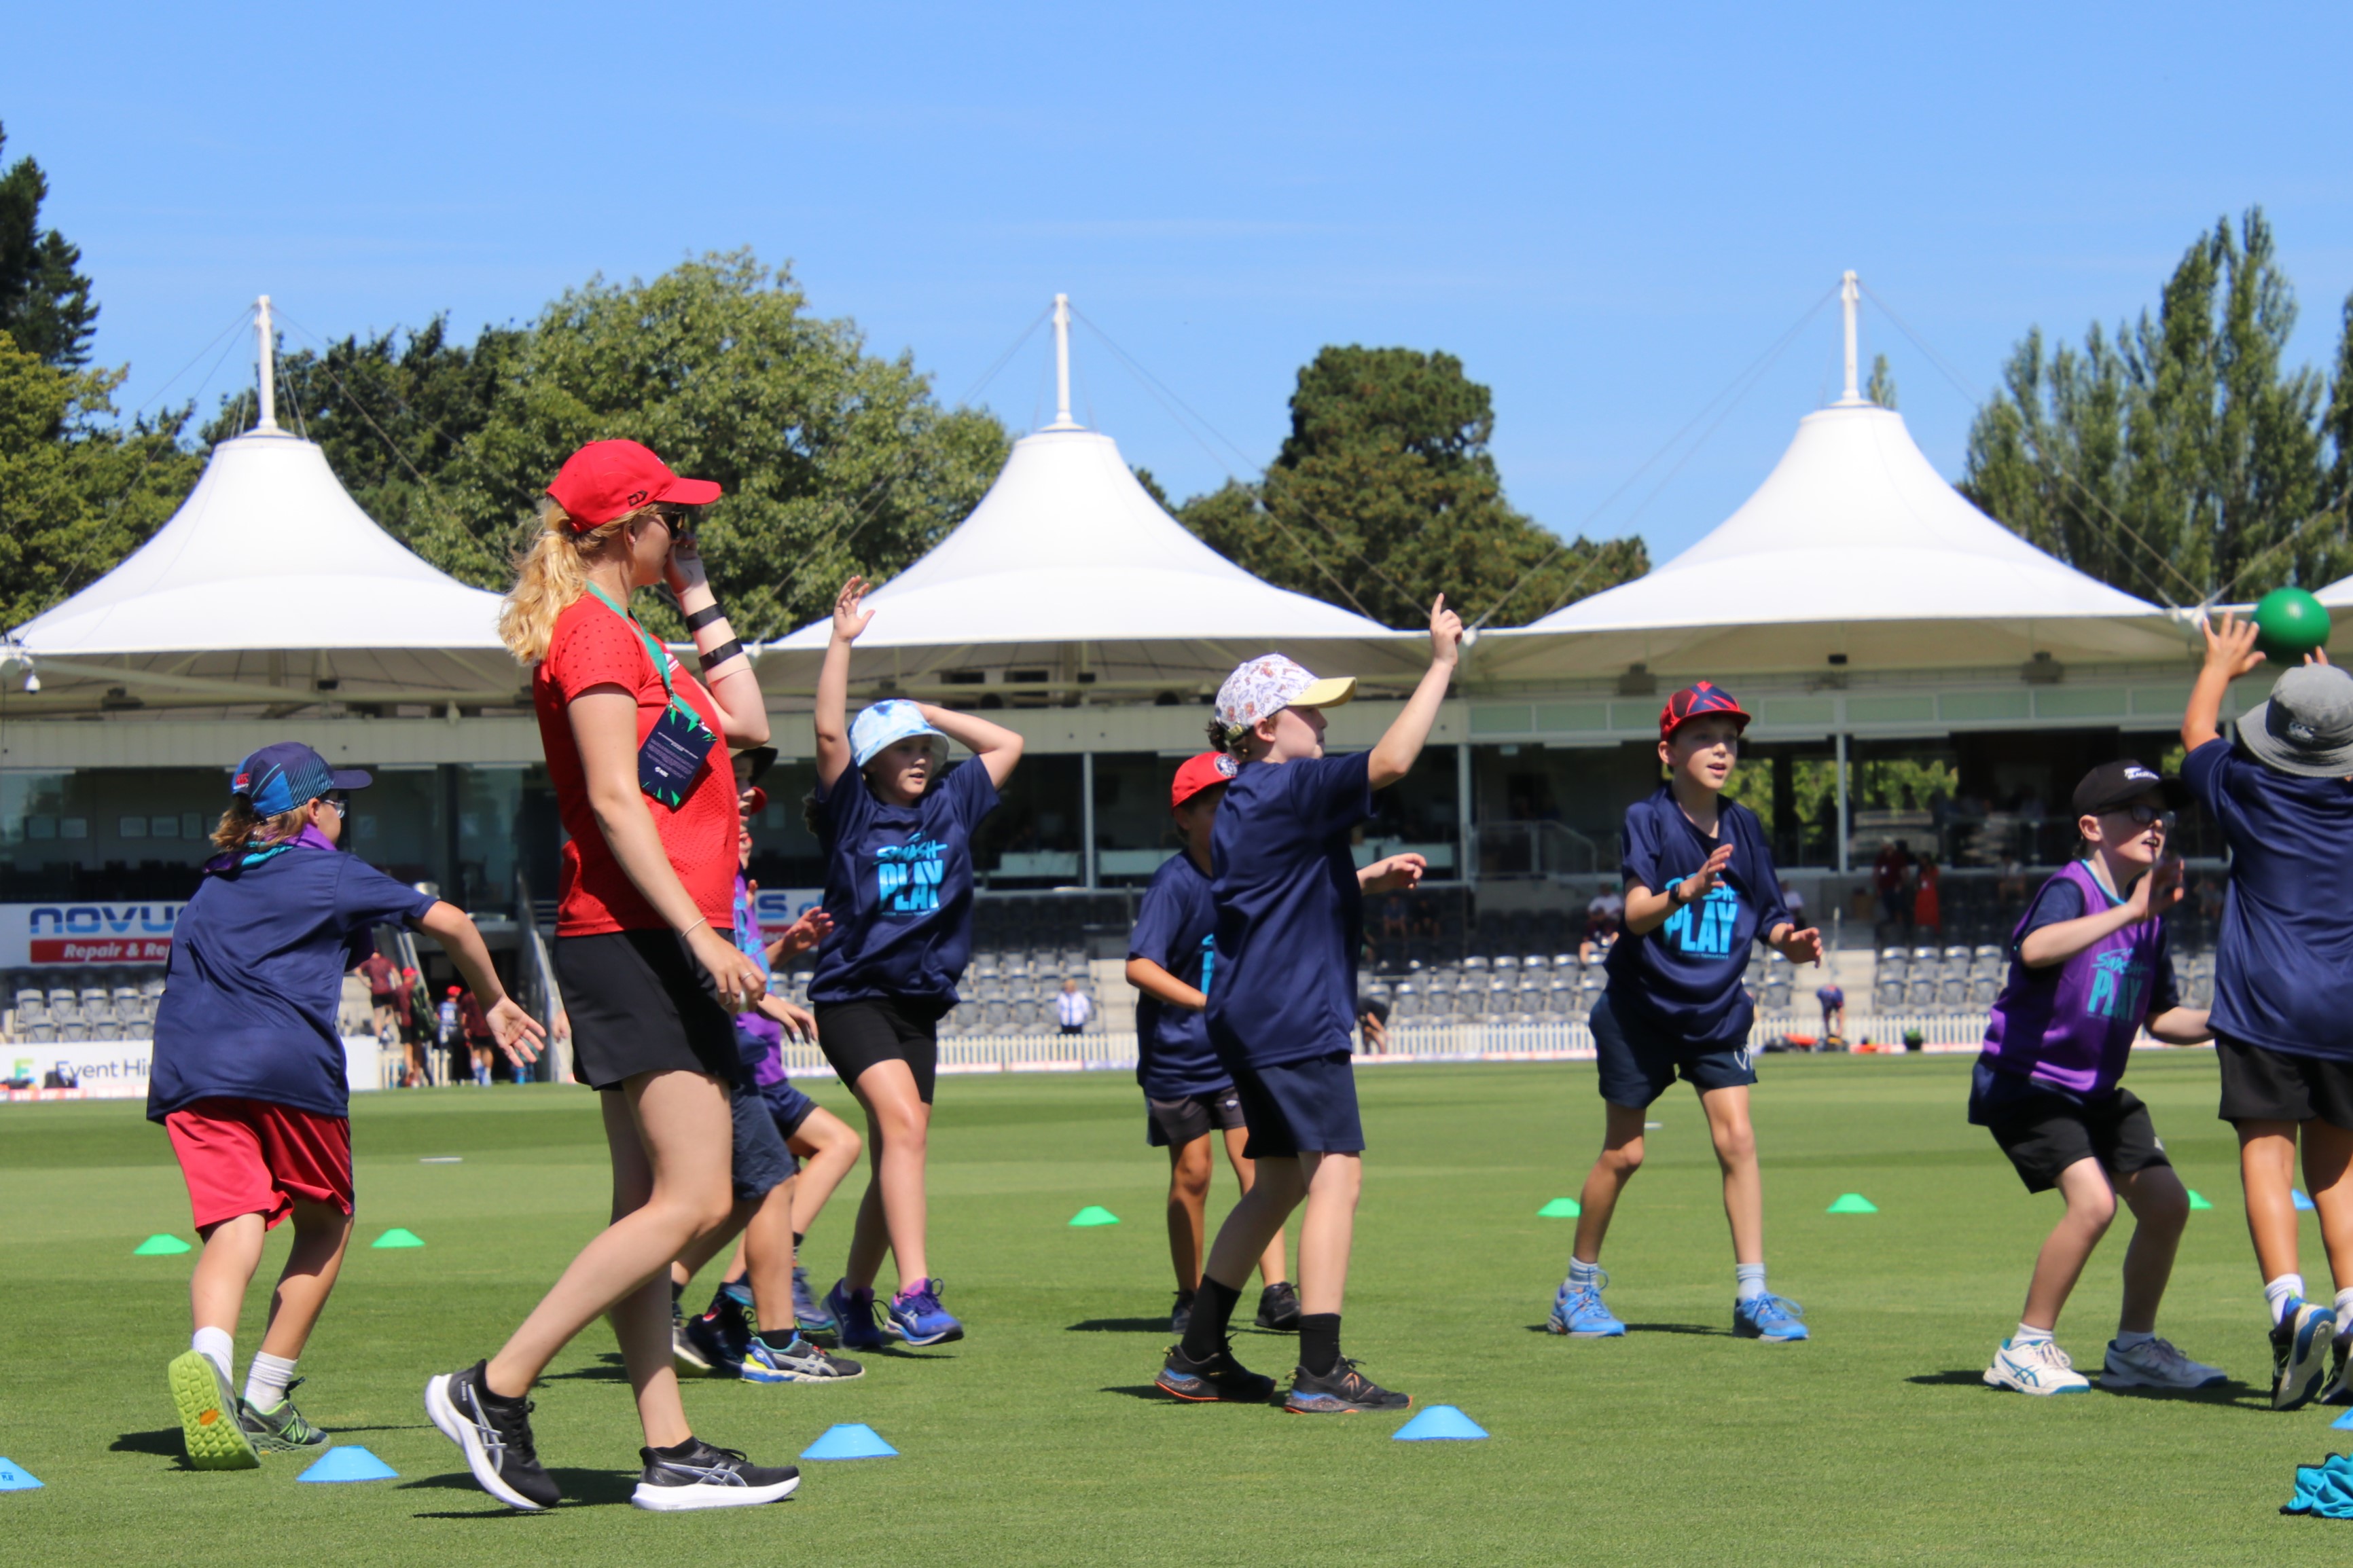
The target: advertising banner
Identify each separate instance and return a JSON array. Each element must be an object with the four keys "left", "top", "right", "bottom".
[
  {"left": 3, "top": 1036, "right": 383, "bottom": 1101},
  {"left": 752, "top": 888, "right": 824, "bottom": 944},
  {"left": 0, "top": 901, "right": 185, "bottom": 968}
]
